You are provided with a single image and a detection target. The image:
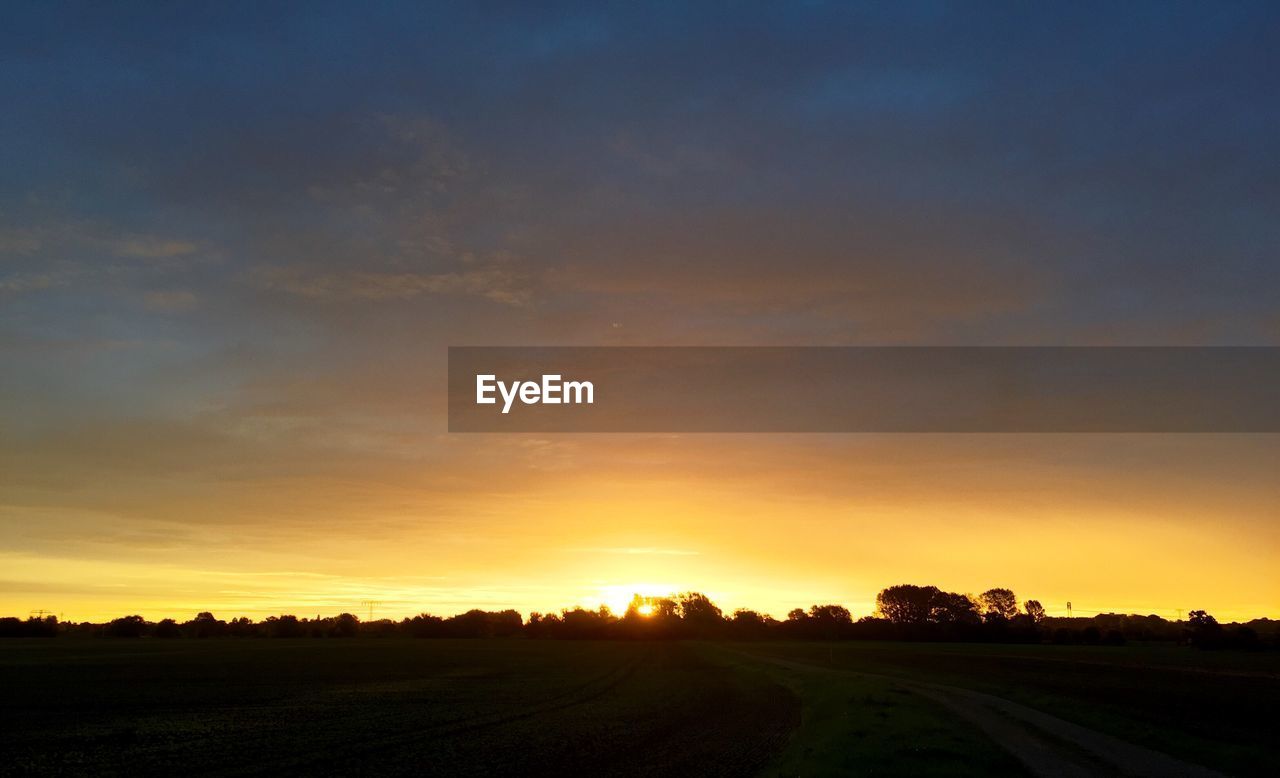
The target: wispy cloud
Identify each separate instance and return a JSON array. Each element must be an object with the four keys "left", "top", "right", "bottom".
[
  {"left": 111, "top": 237, "right": 199, "bottom": 259},
  {"left": 251, "top": 265, "right": 531, "bottom": 305},
  {"left": 0, "top": 228, "right": 41, "bottom": 255},
  {"left": 0, "top": 271, "right": 60, "bottom": 293},
  {"left": 572, "top": 547, "right": 702, "bottom": 556},
  {"left": 143, "top": 289, "right": 199, "bottom": 311}
]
